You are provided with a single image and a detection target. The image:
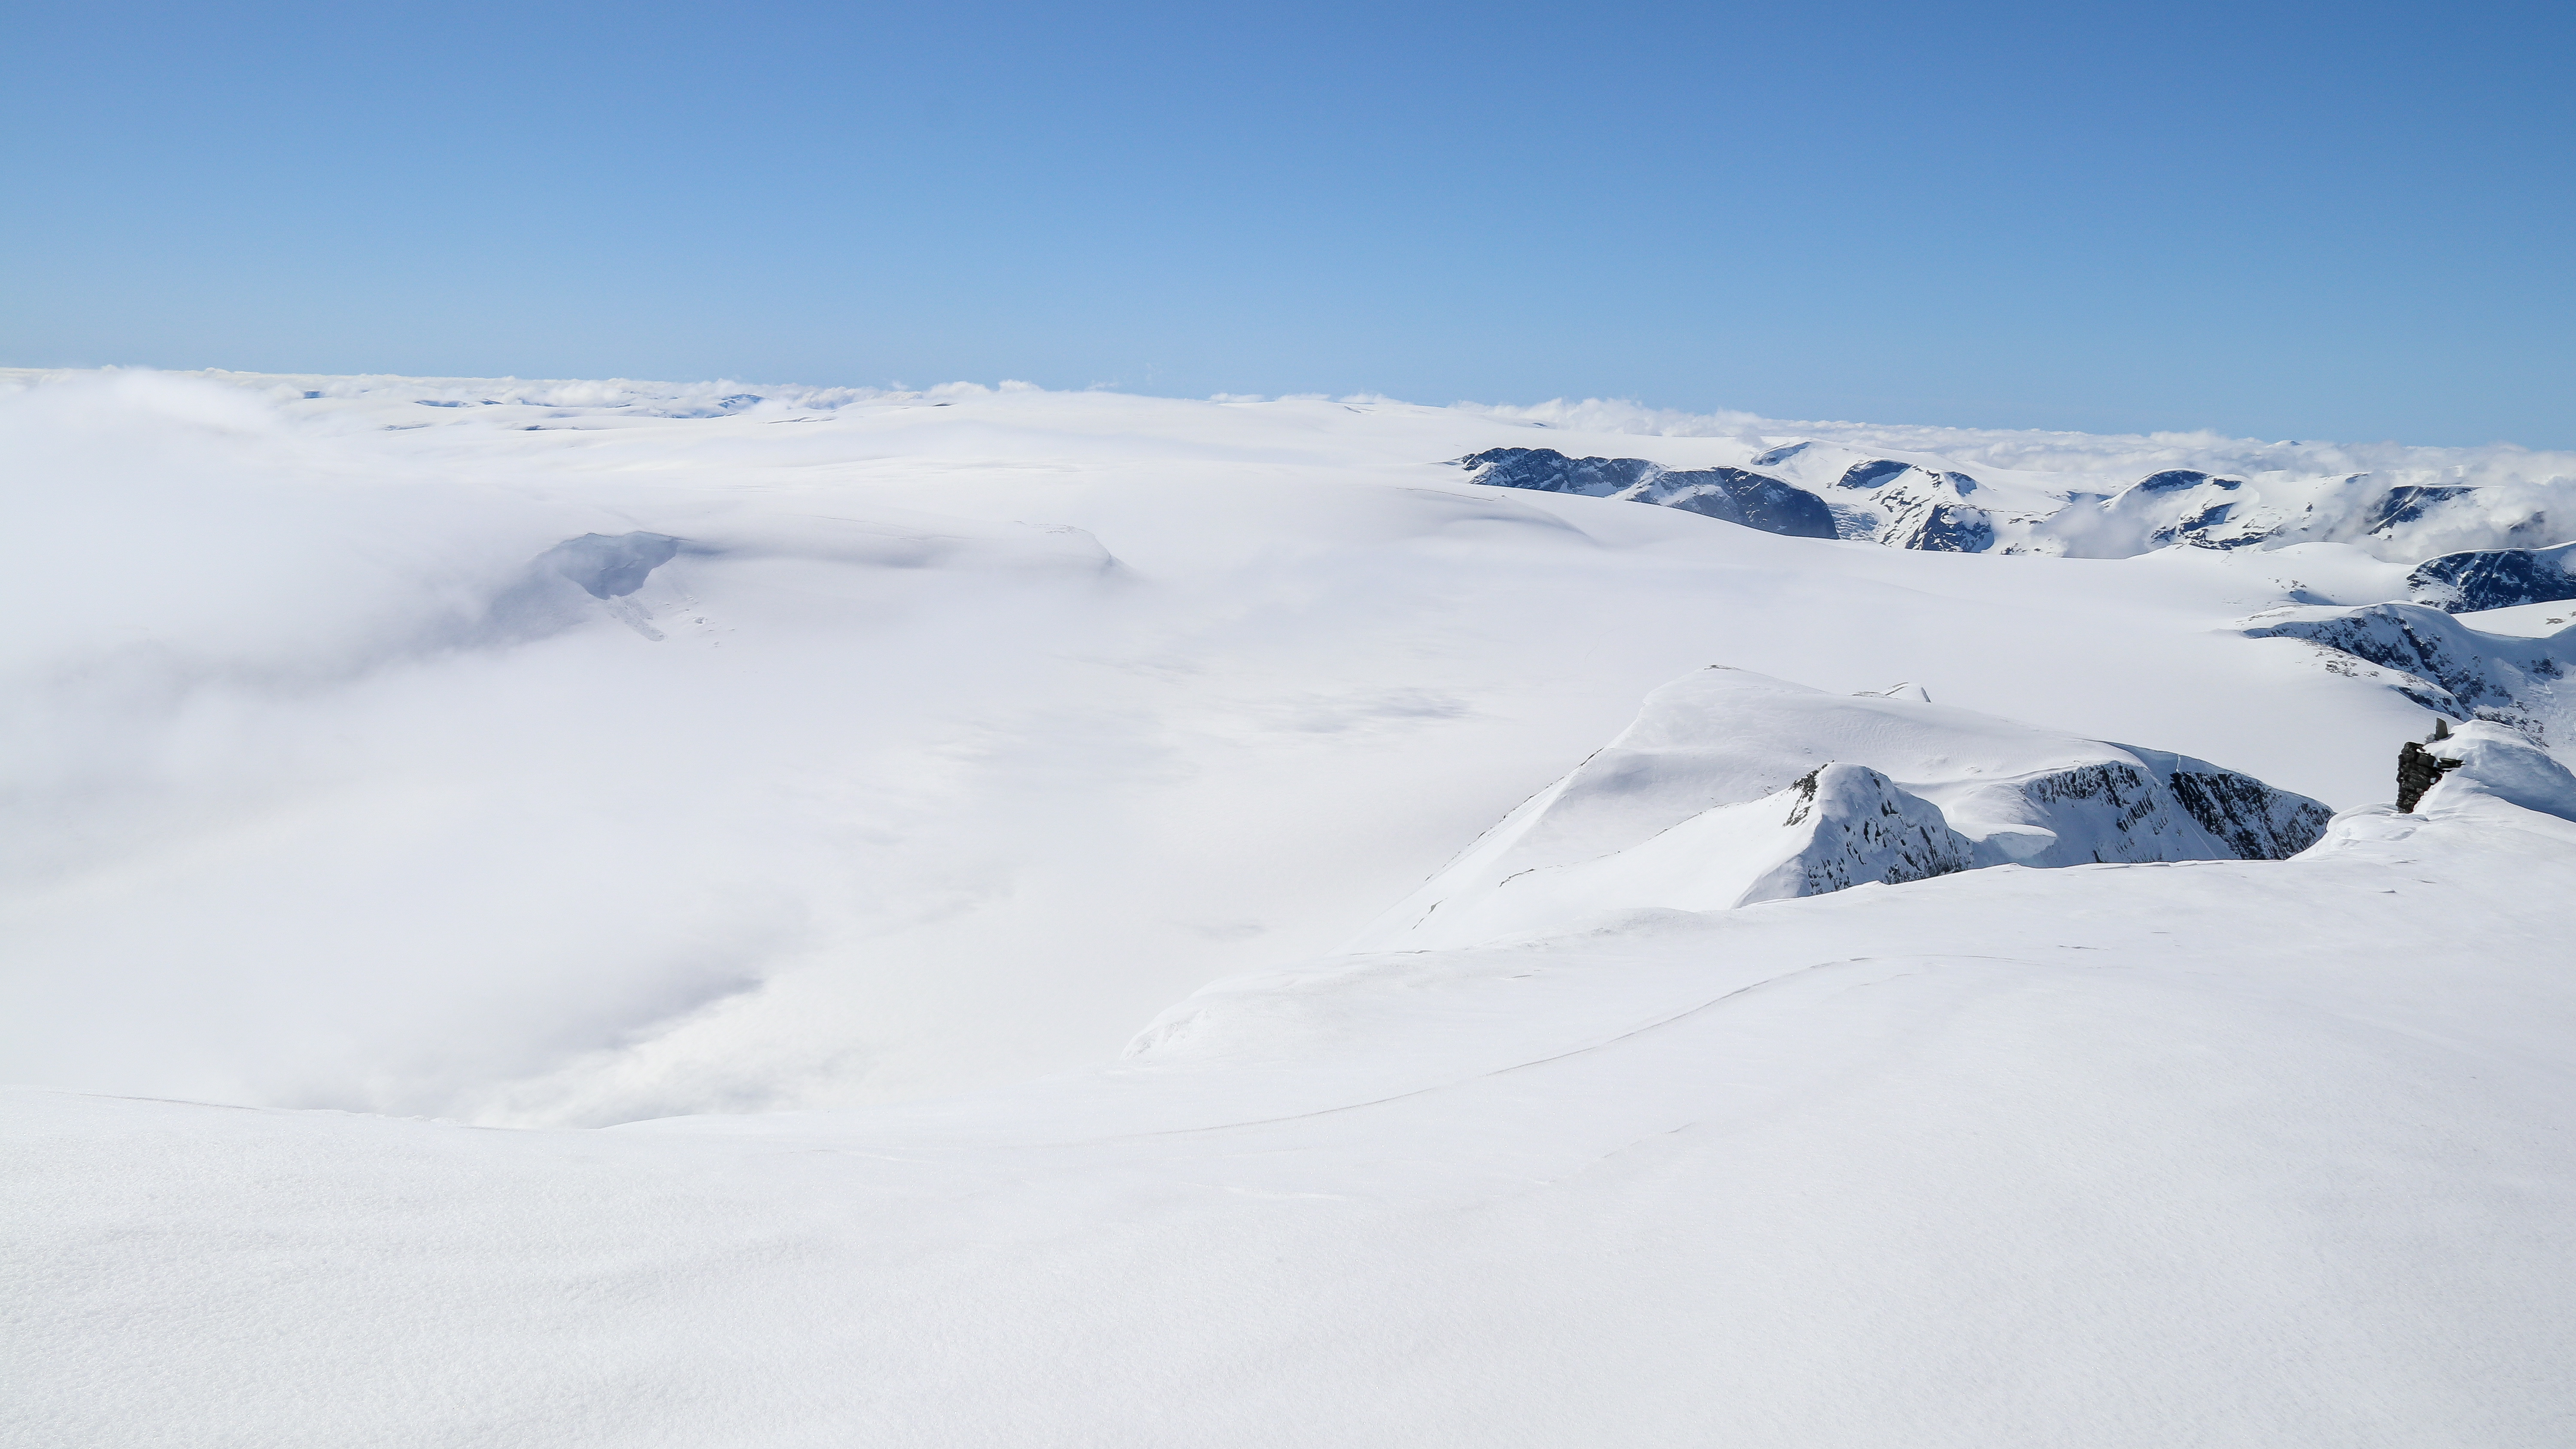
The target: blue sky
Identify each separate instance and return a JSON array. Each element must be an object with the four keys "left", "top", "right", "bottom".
[{"left": 5, "top": 0, "right": 2570, "bottom": 445}]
